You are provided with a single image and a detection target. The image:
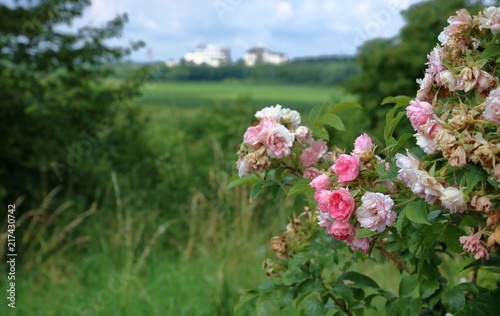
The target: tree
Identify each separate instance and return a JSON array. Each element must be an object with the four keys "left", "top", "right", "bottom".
[{"left": 0, "top": 0, "right": 156, "bottom": 210}]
